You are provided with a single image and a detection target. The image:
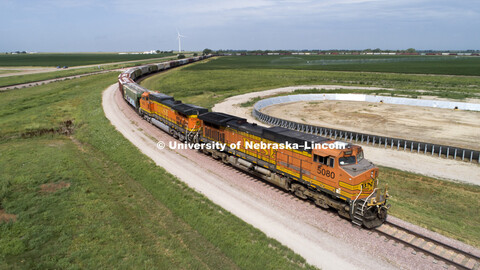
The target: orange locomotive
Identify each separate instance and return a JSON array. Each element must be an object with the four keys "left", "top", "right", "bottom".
[
  {"left": 199, "top": 112, "right": 389, "bottom": 228},
  {"left": 139, "top": 91, "right": 207, "bottom": 142}
]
